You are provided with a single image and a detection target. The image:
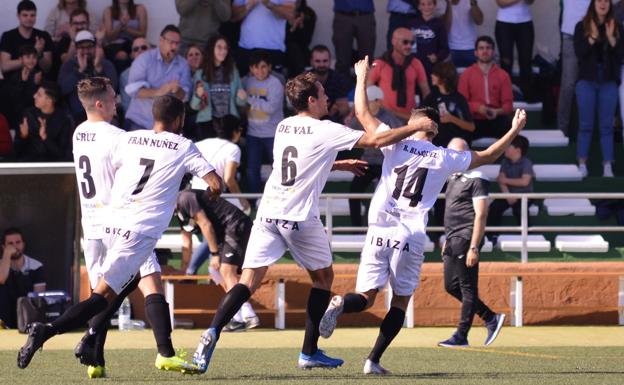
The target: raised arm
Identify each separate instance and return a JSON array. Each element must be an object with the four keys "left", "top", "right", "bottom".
[
  {"left": 353, "top": 56, "right": 381, "bottom": 134},
  {"left": 354, "top": 116, "right": 437, "bottom": 149},
  {"left": 468, "top": 109, "right": 526, "bottom": 169},
  {"left": 202, "top": 170, "right": 223, "bottom": 199}
]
